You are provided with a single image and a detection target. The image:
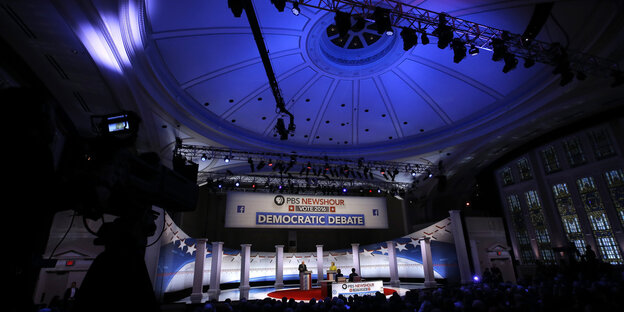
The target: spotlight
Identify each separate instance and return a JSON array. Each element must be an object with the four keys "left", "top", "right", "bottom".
[
  {"left": 473, "top": 275, "right": 480, "bottom": 282},
  {"left": 400, "top": 28, "right": 418, "bottom": 51},
  {"left": 491, "top": 38, "right": 506, "bottom": 62},
  {"left": 276, "top": 118, "right": 289, "bottom": 140},
  {"left": 228, "top": 0, "right": 244, "bottom": 17},
  {"left": 235, "top": 181, "right": 240, "bottom": 187},
  {"left": 224, "top": 156, "right": 230, "bottom": 163},
  {"left": 334, "top": 11, "right": 351, "bottom": 37},
  {"left": 271, "top": 0, "right": 286, "bottom": 12},
  {"left": 524, "top": 58, "right": 535, "bottom": 68},
  {"left": 342, "top": 187, "right": 347, "bottom": 193},
  {"left": 380, "top": 168, "right": 386, "bottom": 175},
  {"left": 268, "top": 159, "right": 274, "bottom": 167},
  {"left": 411, "top": 170, "right": 417, "bottom": 177},
  {"left": 432, "top": 14, "right": 453, "bottom": 49},
  {"left": 469, "top": 44, "right": 479, "bottom": 56},
  {"left": 291, "top": 2, "right": 300, "bottom": 16},
  {"left": 450, "top": 38, "right": 467, "bottom": 63},
  {"left": 201, "top": 153, "right": 208, "bottom": 161},
  {"left": 502, "top": 53, "right": 518, "bottom": 73},
  {"left": 373, "top": 7, "right": 393, "bottom": 35},
  {"left": 420, "top": 32, "right": 429, "bottom": 45}
]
